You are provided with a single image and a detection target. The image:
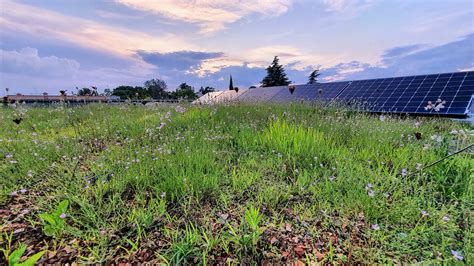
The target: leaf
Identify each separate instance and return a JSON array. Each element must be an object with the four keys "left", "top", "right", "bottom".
[
  {"left": 8, "top": 244, "right": 26, "bottom": 266},
  {"left": 38, "top": 213, "right": 56, "bottom": 226},
  {"left": 43, "top": 227, "right": 56, "bottom": 237},
  {"left": 294, "top": 245, "right": 306, "bottom": 257},
  {"left": 270, "top": 237, "right": 278, "bottom": 245},
  {"left": 55, "top": 200, "right": 69, "bottom": 216},
  {"left": 17, "top": 251, "right": 46, "bottom": 266}
]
